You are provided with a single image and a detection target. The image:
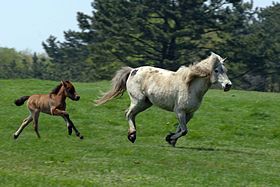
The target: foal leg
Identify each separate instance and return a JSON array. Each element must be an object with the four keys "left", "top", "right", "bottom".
[
  {"left": 62, "top": 115, "right": 73, "bottom": 135},
  {"left": 126, "top": 99, "right": 152, "bottom": 143},
  {"left": 14, "top": 115, "right": 33, "bottom": 139},
  {"left": 51, "top": 108, "right": 83, "bottom": 139},
  {"left": 166, "top": 112, "right": 193, "bottom": 147},
  {"left": 63, "top": 114, "right": 83, "bottom": 139},
  {"left": 32, "top": 110, "right": 41, "bottom": 138}
]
